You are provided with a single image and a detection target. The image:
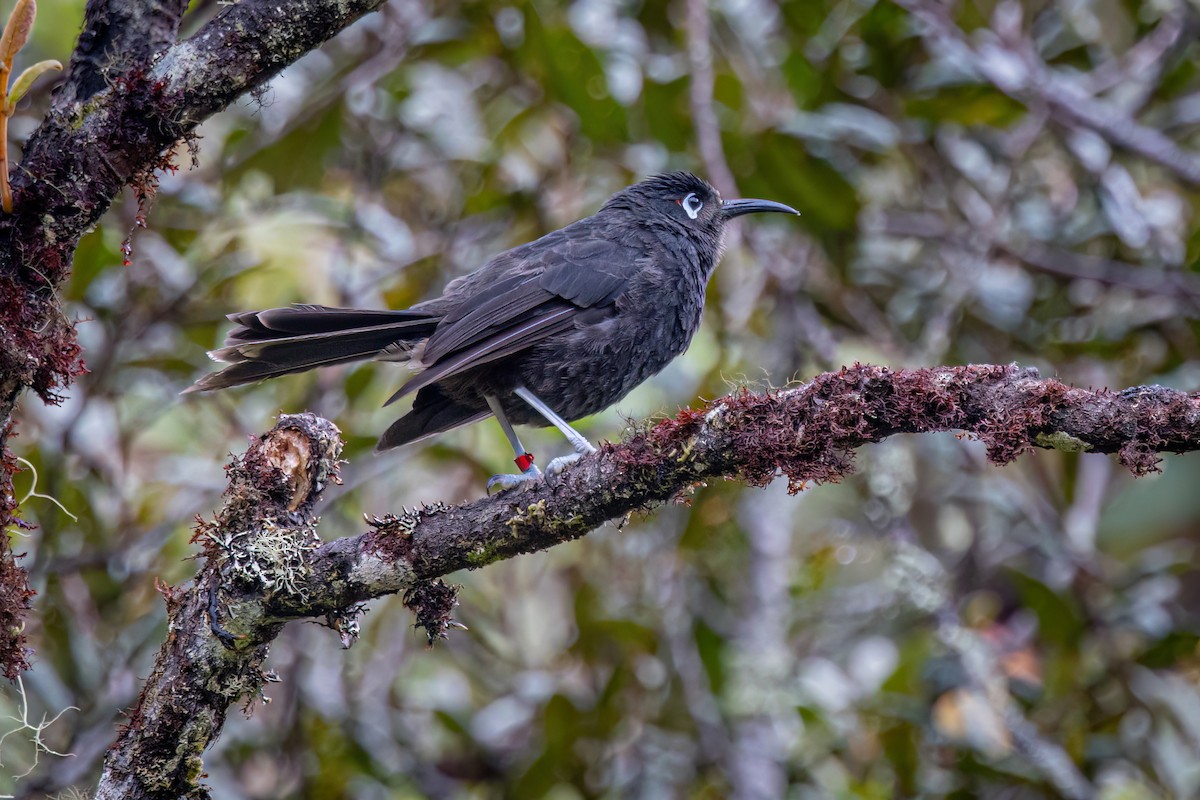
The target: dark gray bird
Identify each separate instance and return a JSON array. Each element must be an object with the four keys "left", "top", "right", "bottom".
[{"left": 188, "top": 172, "right": 798, "bottom": 489}]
